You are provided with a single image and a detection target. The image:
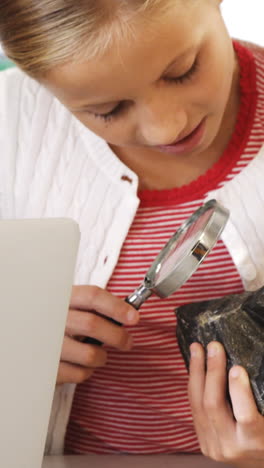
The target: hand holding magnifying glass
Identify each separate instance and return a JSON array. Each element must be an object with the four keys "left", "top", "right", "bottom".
[{"left": 84, "top": 199, "right": 229, "bottom": 345}]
